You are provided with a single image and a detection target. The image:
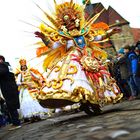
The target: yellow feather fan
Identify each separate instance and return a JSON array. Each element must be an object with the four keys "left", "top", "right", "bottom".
[{"left": 43, "top": 45, "right": 66, "bottom": 70}]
